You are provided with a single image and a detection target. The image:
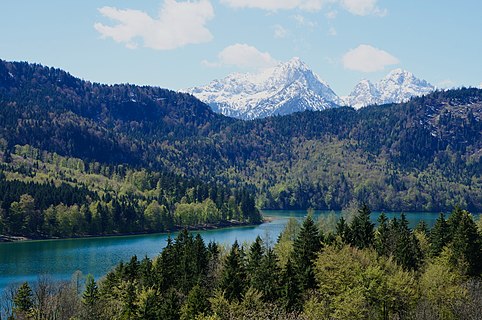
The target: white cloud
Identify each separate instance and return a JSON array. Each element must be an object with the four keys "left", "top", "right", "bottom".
[
  {"left": 94, "top": 0, "right": 214, "bottom": 50},
  {"left": 273, "top": 24, "right": 288, "bottom": 38},
  {"left": 479, "top": 82, "right": 482, "bottom": 89},
  {"left": 220, "top": 0, "right": 325, "bottom": 11},
  {"left": 342, "top": 44, "right": 399, "bottom": 72},
  {"left": 328, "top": 26, "right": 337, "bottom": 36},
  {"left": 220, "top": 0, "right": 386, "bottom": 16},
  {"left": 340, "top": 0, "right": 387, "bottom": 16},
  {"left": 203, "top": 44, "right": 277, "bottom": 70},
  {"left": 293, "top": 14, "right": 317, "bottom": 28}
]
